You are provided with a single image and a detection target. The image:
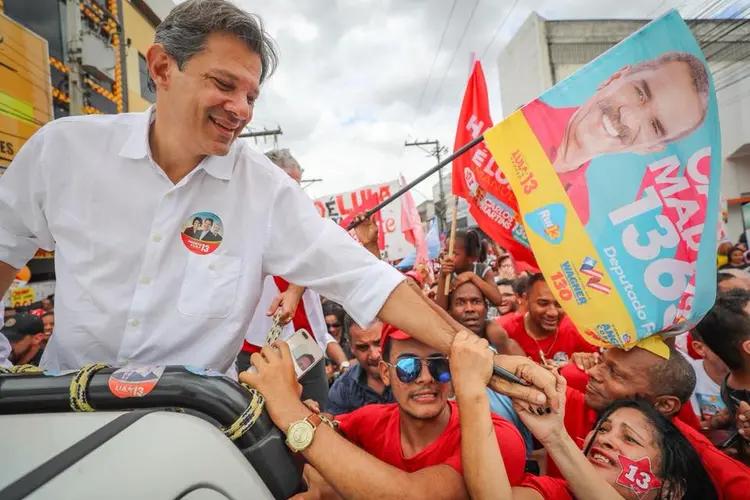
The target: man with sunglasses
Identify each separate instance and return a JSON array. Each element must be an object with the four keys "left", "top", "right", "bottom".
[{"left": 241, "top": 324, "right": 527, "bottom": 499}]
